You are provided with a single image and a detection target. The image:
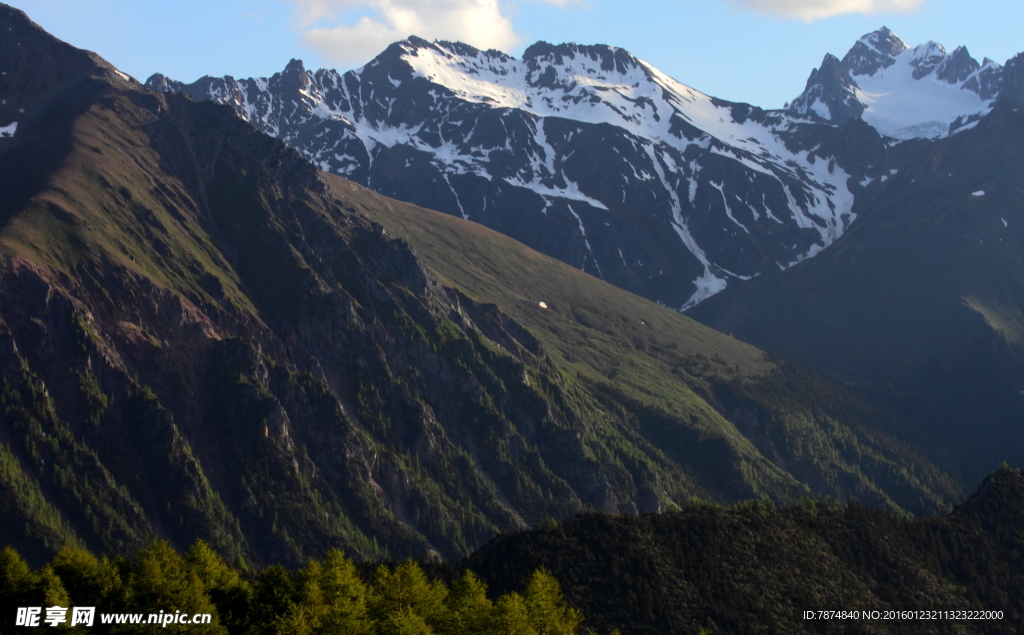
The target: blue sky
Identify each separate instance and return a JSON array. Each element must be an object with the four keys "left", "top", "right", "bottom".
[{"left": 10, "top": 0, "right": 1022, "bottom": 109}]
